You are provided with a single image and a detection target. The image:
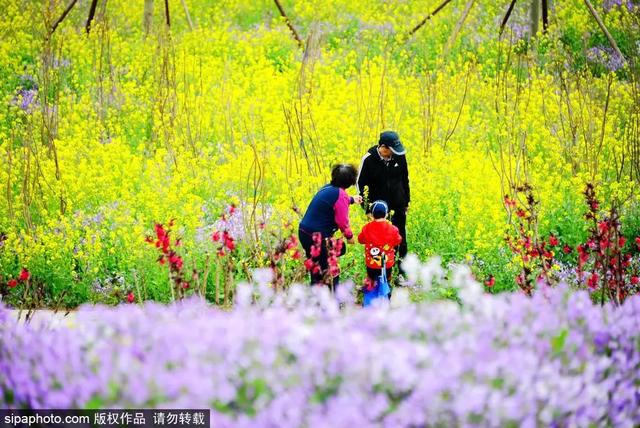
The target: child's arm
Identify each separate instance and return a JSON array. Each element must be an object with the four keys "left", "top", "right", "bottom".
[
  {"left": 358, "top": 224, "right": 368, "bottom": 244},
  {"left": 391, "top": 225, "right": 402, "bottom": 246}
]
